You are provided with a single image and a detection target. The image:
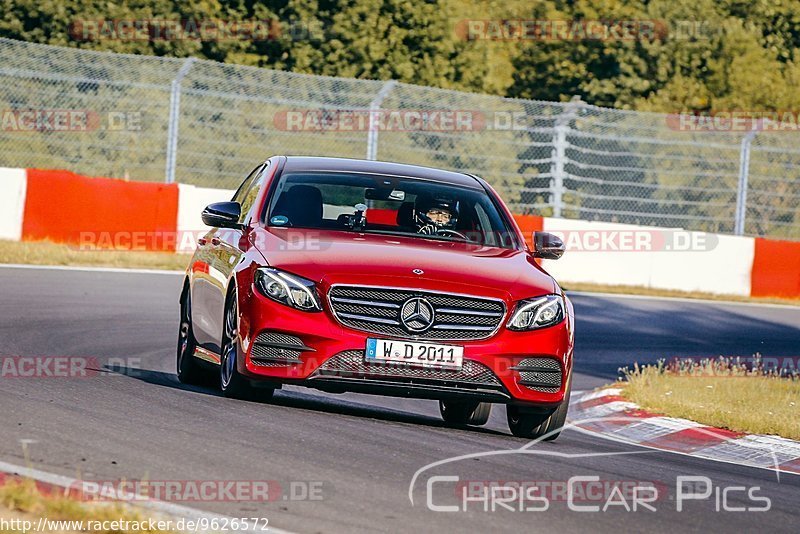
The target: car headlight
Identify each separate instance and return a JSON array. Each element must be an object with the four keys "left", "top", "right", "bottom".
[
  {"left": 254, "top": 267, "right": 322, "bottom": 312},
  {"left": 507, "top": 294, "right": 565, "bottom": 331}
]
